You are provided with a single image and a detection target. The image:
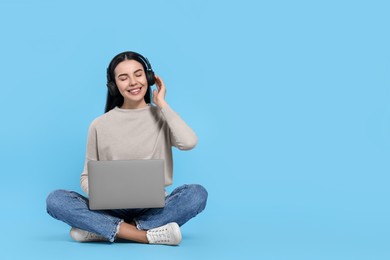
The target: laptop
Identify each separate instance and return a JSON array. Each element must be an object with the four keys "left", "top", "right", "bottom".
[{"left": 88, "top": 159, "right": 165, "bottom": 210}]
